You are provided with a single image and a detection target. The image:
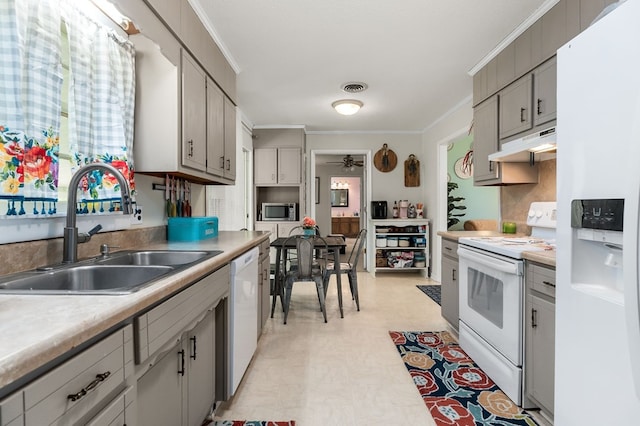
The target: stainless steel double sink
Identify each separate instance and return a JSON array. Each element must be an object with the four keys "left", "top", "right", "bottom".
[{"left": 0, "top": 250, "right": 223, "bottom": 295}]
